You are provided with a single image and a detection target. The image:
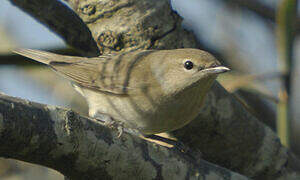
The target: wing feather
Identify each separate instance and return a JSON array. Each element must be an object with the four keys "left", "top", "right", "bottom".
[{"left": 13, "top": 49, "right": 155, "bottom": 95}]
